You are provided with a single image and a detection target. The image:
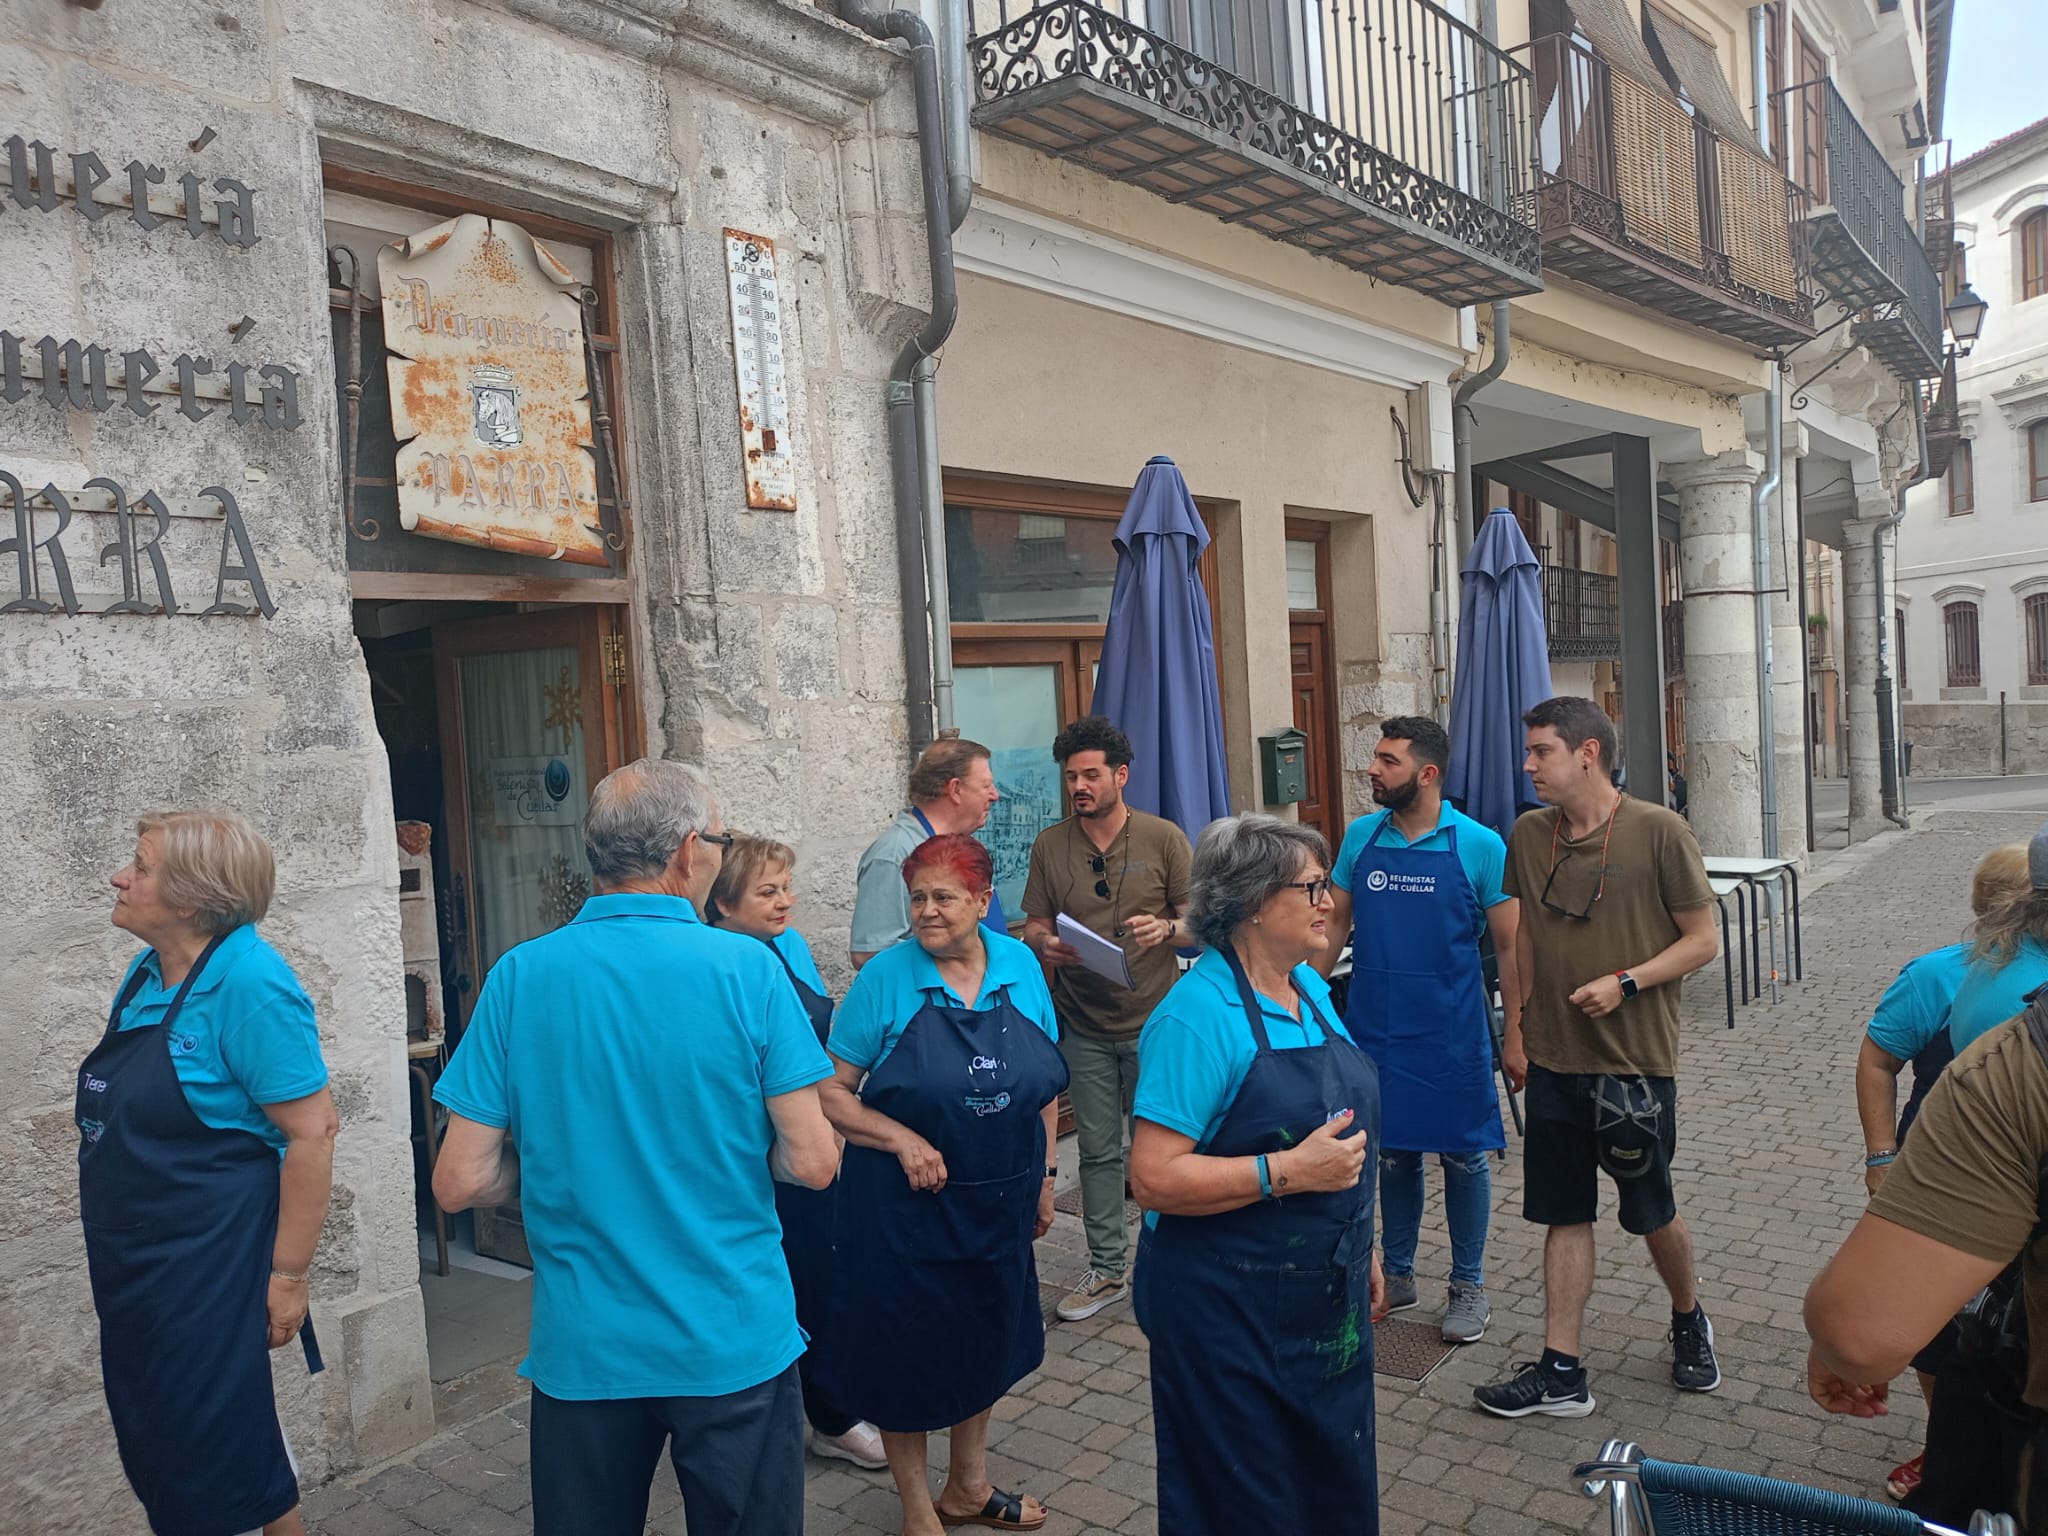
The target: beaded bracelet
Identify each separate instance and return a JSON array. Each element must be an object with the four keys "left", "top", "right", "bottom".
[{"left": 1863, "top": 1151, "right": 1897, "bottom": 1169}]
